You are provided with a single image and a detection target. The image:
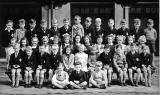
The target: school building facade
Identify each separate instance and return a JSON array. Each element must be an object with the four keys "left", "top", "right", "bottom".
[{"left": 0, "top": 0, "right": 159, "bottom": 56}]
